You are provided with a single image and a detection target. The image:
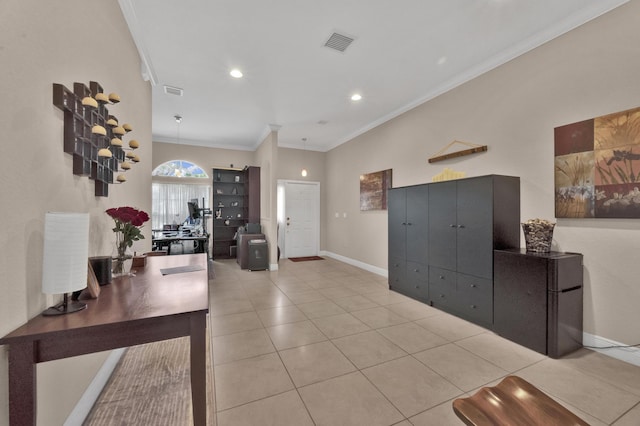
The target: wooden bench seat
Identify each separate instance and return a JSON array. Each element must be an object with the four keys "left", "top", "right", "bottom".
[{"left": 453, "top": 375, "right": 589, "bottom": 426}]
